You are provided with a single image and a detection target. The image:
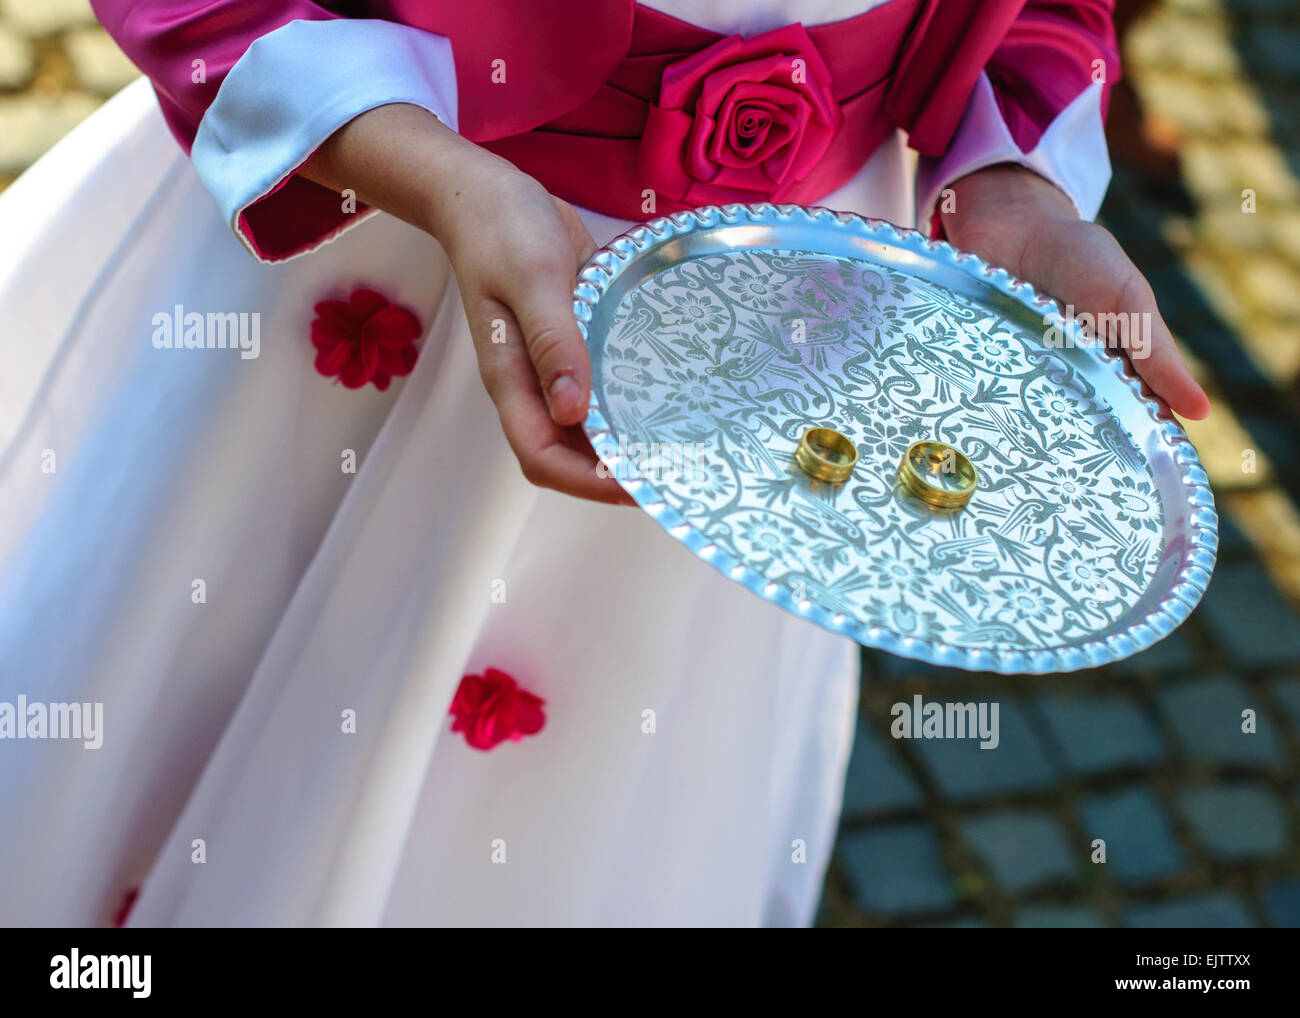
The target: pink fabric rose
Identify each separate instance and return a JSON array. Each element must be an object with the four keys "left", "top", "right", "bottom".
[
  {"left": 640, "top": 24, "right": 842, "bottom": 206},
  {"left": 449, "top": 668, "right": 546, "bottom": 751},
  {"left": 310, "top": 287, "right": 421, "bottom": 391}
]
